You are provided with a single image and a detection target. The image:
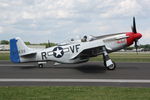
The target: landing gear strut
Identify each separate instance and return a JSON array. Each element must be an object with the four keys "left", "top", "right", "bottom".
[
  {"left": 38, "top": 62, "right": 47, "bottom": 68},
  {"left": 102, "top": 47, "right": 116, "bottom": 70}
]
